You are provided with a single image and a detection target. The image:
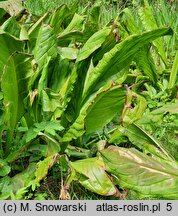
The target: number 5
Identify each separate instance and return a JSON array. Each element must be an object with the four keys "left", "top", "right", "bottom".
[{"left": 166, "top": 203, "right": 172, "bottom": 211}]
